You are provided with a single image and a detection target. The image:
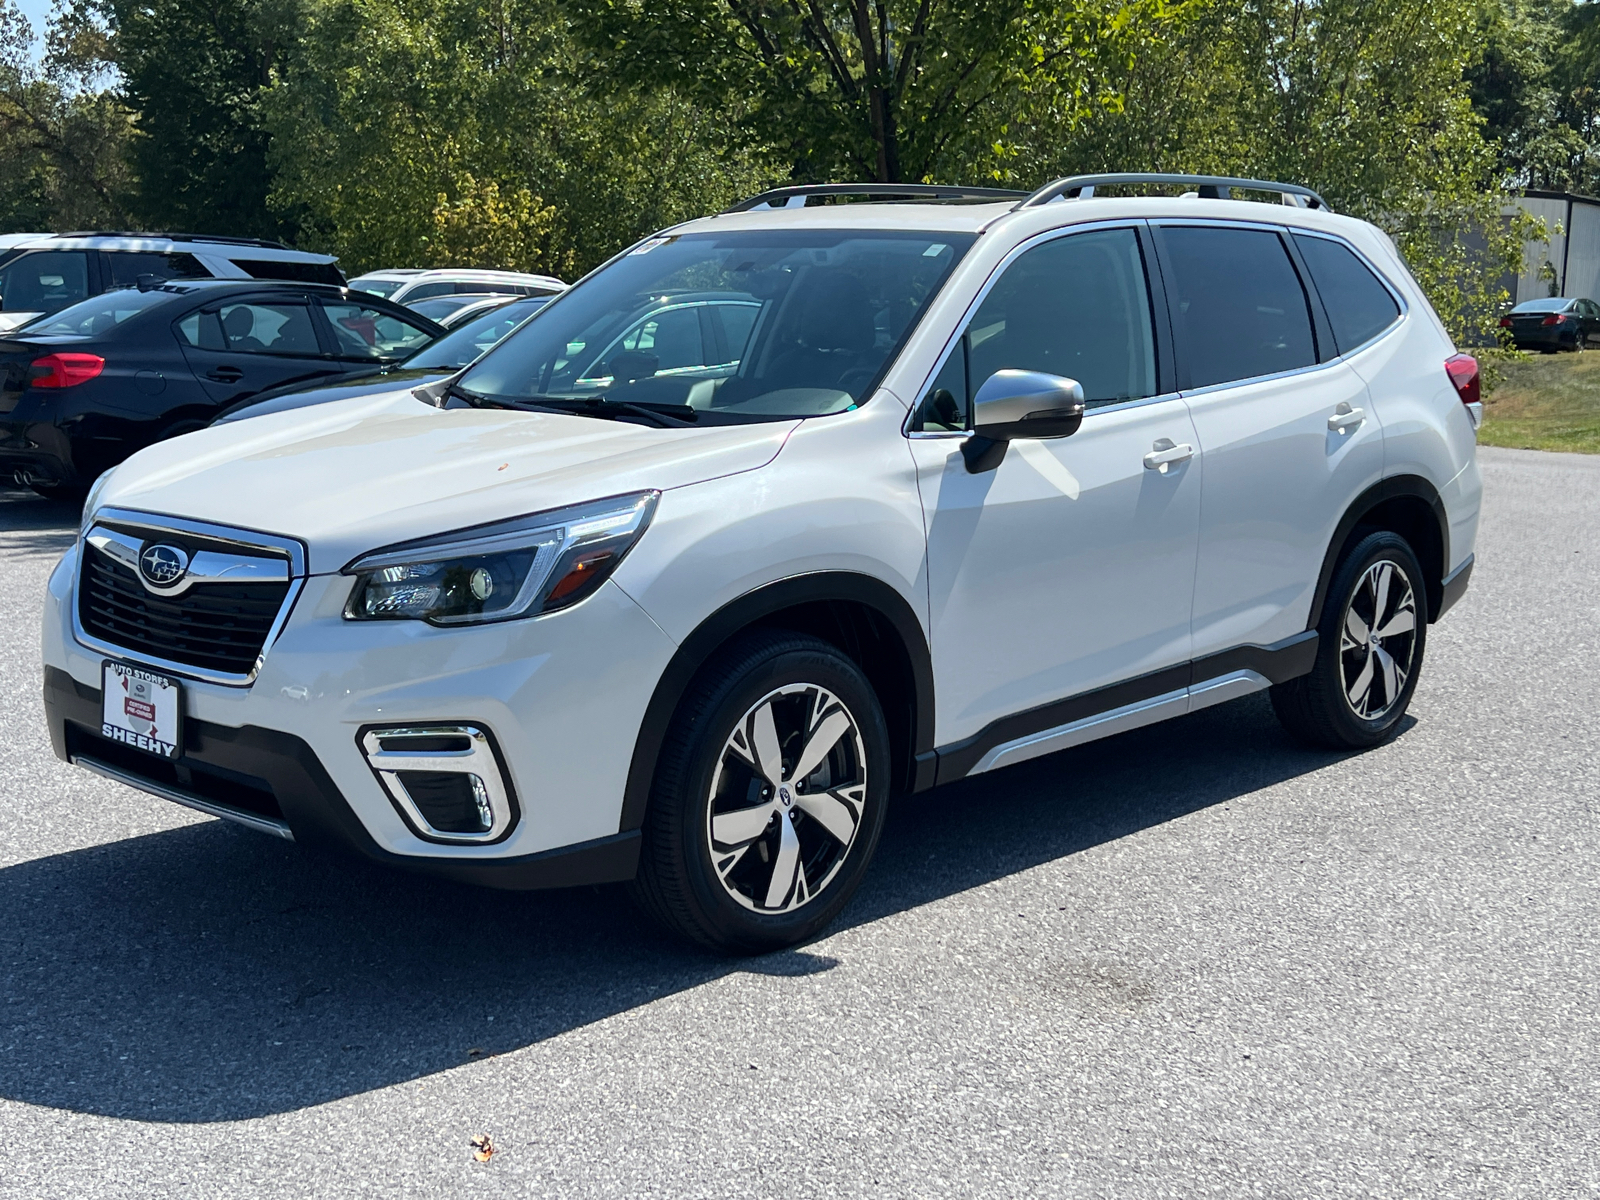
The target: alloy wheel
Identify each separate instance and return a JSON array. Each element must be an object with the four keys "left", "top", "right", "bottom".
[
  {"left": 1338, "top": 558, "right": 1418, "bottom": 721},
  {"left": 705, "top": 683, "right": 867, "bottom": 913}
]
